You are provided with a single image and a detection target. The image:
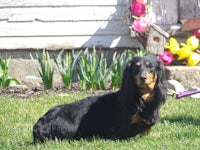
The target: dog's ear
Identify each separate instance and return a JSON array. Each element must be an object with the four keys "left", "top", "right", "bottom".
[
  {"left": 155, "top": 60, "right": 167, "bottom": 104},
  {"left": 120, "top": 61, "right": 133, "bottom": 91},
  {"left": 118, "top": 60, "right": 139, "bottom": 107}
]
